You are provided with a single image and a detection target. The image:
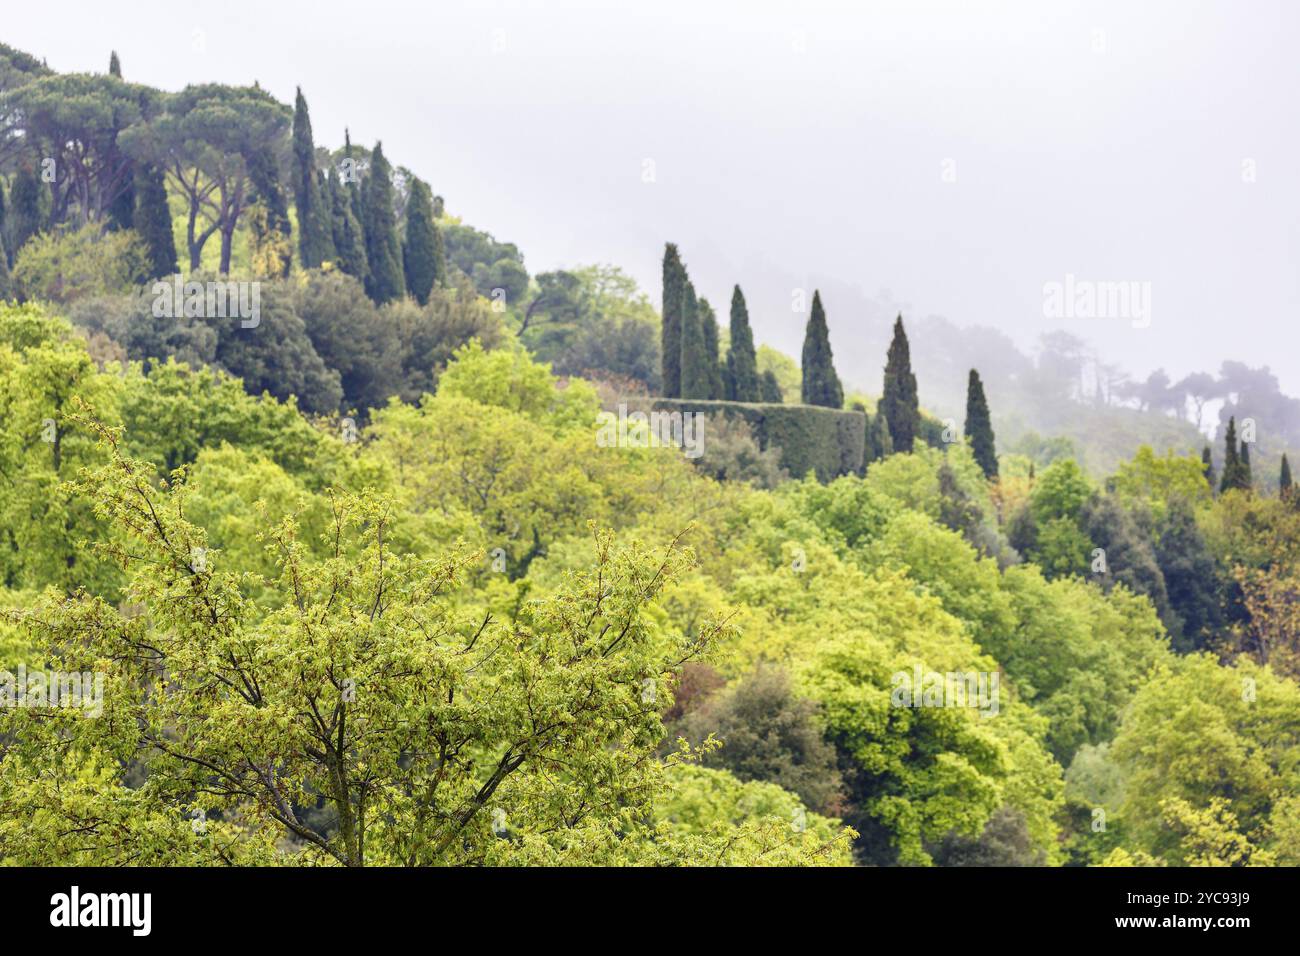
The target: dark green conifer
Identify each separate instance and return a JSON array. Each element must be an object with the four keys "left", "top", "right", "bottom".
[
  {"left": 1280, "top": 453, "right": 1292, "bottom": 498},
  {"left": 9, "top": 163, "right": 43, "bottom": 255},
  {"left": 964, "top": 369, "right": 998, "bottom": 478},
  {"left": 1220, "top": 417, "right": 1249, "bottom": 492},
  {"left": 679, "top": 281, "right": 711, "bottom": 400},
  {"left": 133, "top": 163, "right": 178, "bottom": 280},
  {"left": 800, "top": 290, "right": 843, "bottom": 408},
  {"left": 402, "top": 178, "right": 440, "bottom": 305},
  {"left": 292, "top": 89, "right": 335, "bottom": 269},
  {"left": 700, "top": 297, "right": 724, "bottom": 399},
  {"left": 327, "top": 166, "right": 368, "bottom": 283},
  {"left": 360, "top": 142, "right": 405, "bottom": 304},
  {"left": 1202, "top": 445, "right": 1215, "bottom": 492},
  {"left": 880, "top": 315, "right": 919, "bottom": 452},
  {"left": 725, "top": 284, "right": 760, "bottom": 401},
  {"left": 661, "top": 243, "right": 685, "bottom": 397}
]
